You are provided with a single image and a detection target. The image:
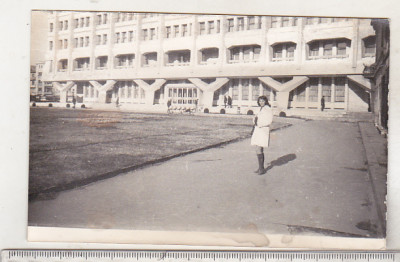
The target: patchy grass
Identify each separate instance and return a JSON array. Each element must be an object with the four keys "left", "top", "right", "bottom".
[{"left": 29, "top": 108, "right": 289, "bottom": 196}]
